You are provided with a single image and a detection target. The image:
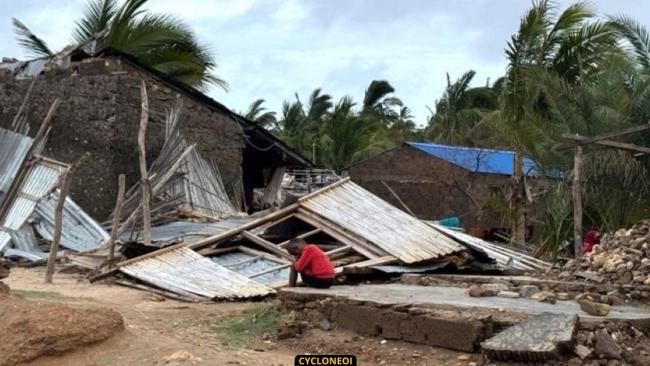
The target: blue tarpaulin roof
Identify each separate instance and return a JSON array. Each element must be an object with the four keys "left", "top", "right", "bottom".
[{"left": 406, "top": 142, "right": 540, "bottom": 176}]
